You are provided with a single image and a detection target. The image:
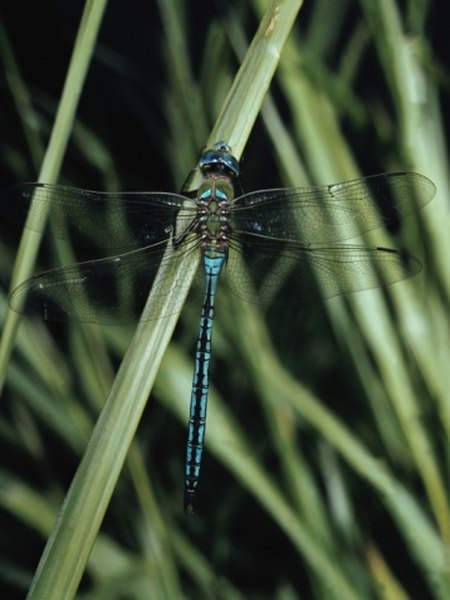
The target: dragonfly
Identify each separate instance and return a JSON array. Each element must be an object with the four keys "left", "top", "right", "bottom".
[{"left": 1, "top": 143, "right": 435, "bottom": 515}]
